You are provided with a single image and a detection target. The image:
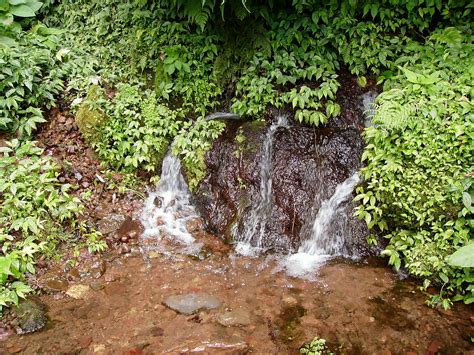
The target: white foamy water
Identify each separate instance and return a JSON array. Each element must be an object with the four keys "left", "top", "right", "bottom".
[
  {"left": 235, "top": 115, "right": 288, "bottom": 254},
  {"left": 279, "top": 173, "right": 361, "bottom": 278},
  {"left": 140, "top": 152, "right": 201, "bottom": 254}
]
